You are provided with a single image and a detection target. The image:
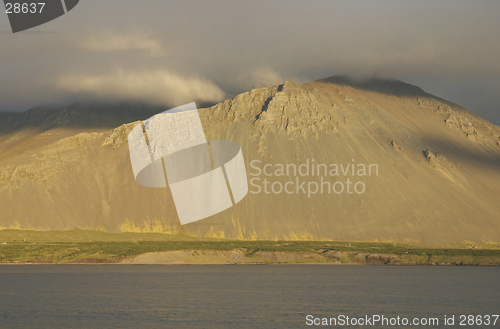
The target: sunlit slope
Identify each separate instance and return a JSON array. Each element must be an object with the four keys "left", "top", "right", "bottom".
[{"left": 1, "top": 77, "right": 499, "bottom": 243}]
